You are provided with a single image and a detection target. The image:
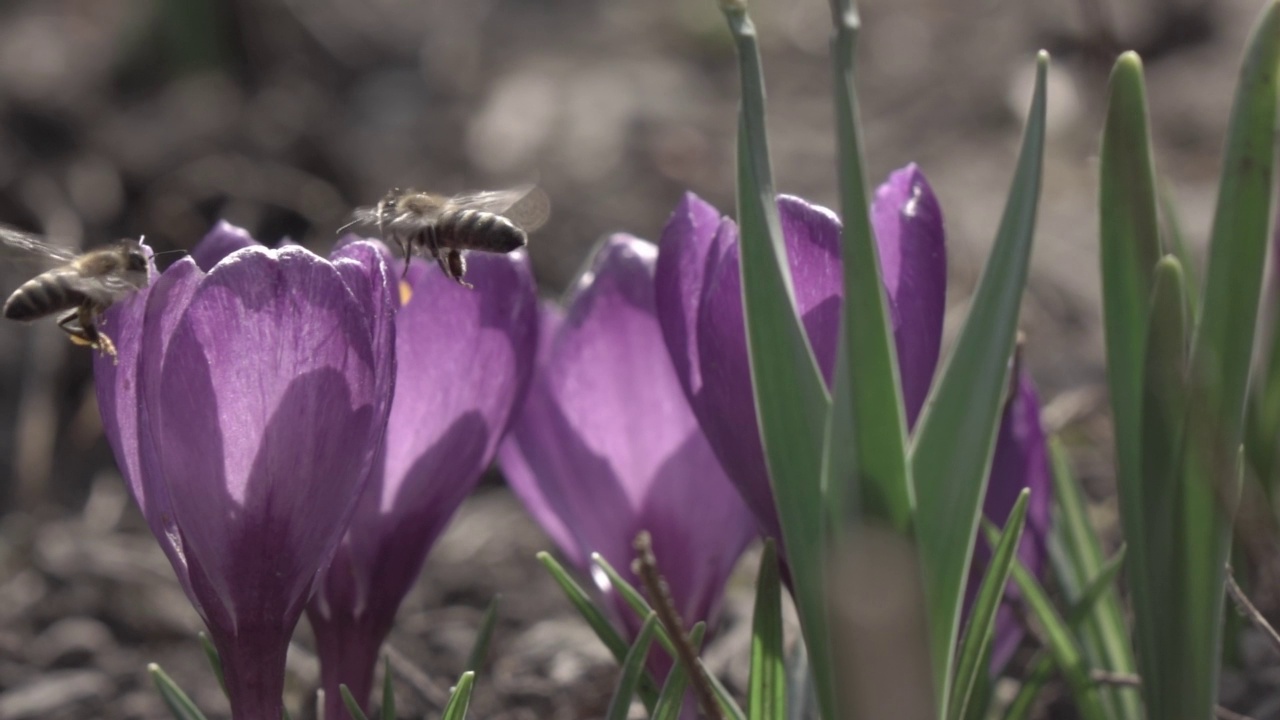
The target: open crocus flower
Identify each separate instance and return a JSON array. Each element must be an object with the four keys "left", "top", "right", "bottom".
[
  {"left": 94, "top": 222, "right": 396, "bottom": 719},
  {"left": 499, "top": 235, "right": 757, "bottom": 674},
  {"left": 966, "top": 366, "right": 1054, "bottom": 672},
  {"left": 654, "top": 165, "right": 1051, "bottom": 669},
  {"left": 306, "top": 245, "right": 538, "bottom": 720}
]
